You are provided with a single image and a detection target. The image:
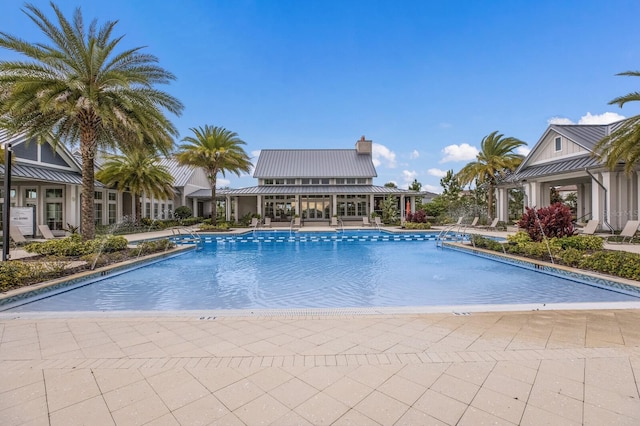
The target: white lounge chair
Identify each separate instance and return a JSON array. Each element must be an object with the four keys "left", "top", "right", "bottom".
[
  {"left": 363, "top": 217, "right": 372, "bottom": 227},
  {"left": 616, "top": 220, "right": 640, "bottom": 243},
  {"left": 38, "top": 224, "right": 57, "bottom": 239},
  {"left": 468, "top": 217, "right": 479, "bottom": 227},
  {"left": 250, "top": 217, "right": 260, "bottom": 229},
  {"left": 578, "top": 219, "right": 599, "bottom": 235},
  {"left": 9, "top": 225, "right": 27, "bottom": 244},
  {"left": 479, "top": 218, "right": 499, "bottom": 231},
  {"left": 292, "top": 217, "right": 301, "bottom": 228},
  {"left": 264, "top": 217, "right": 272, "bottom": 228},
  {"left": 374, "top": 217, "right": 382, "bottom": 228}
]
